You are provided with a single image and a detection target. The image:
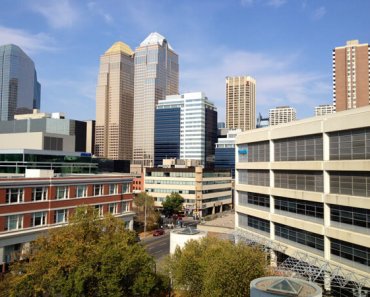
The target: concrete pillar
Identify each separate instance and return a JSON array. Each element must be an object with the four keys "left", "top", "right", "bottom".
[
  {"left": 270, "top": 249, "right": 277, "bottom": 267},
  {"left": 129, "top": 219, "right": 134, "bottom": 231},
  {"left": 220, "top": 203, "right": 223, "bottom": 213},
  {"left": 212, "top": 204, "right": 215, "bottom": 215},
  {"left": 0, "top": 247, "right": 4, "bottom": 265}
]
